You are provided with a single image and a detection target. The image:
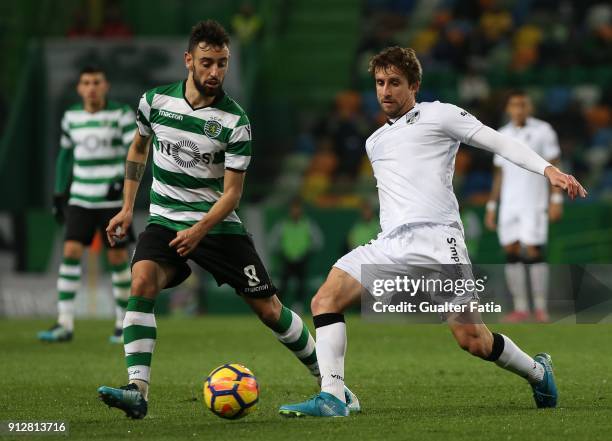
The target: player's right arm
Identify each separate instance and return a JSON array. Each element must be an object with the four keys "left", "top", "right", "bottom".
[
  {"left": 106, "top": 130, "right": 151, "bottom": 245},
  {"left": 107, "top": 92, "right": 154, "bottom": 245},
  {"left": 485, "top": 166, "right": 502, "bottom": 231}
]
